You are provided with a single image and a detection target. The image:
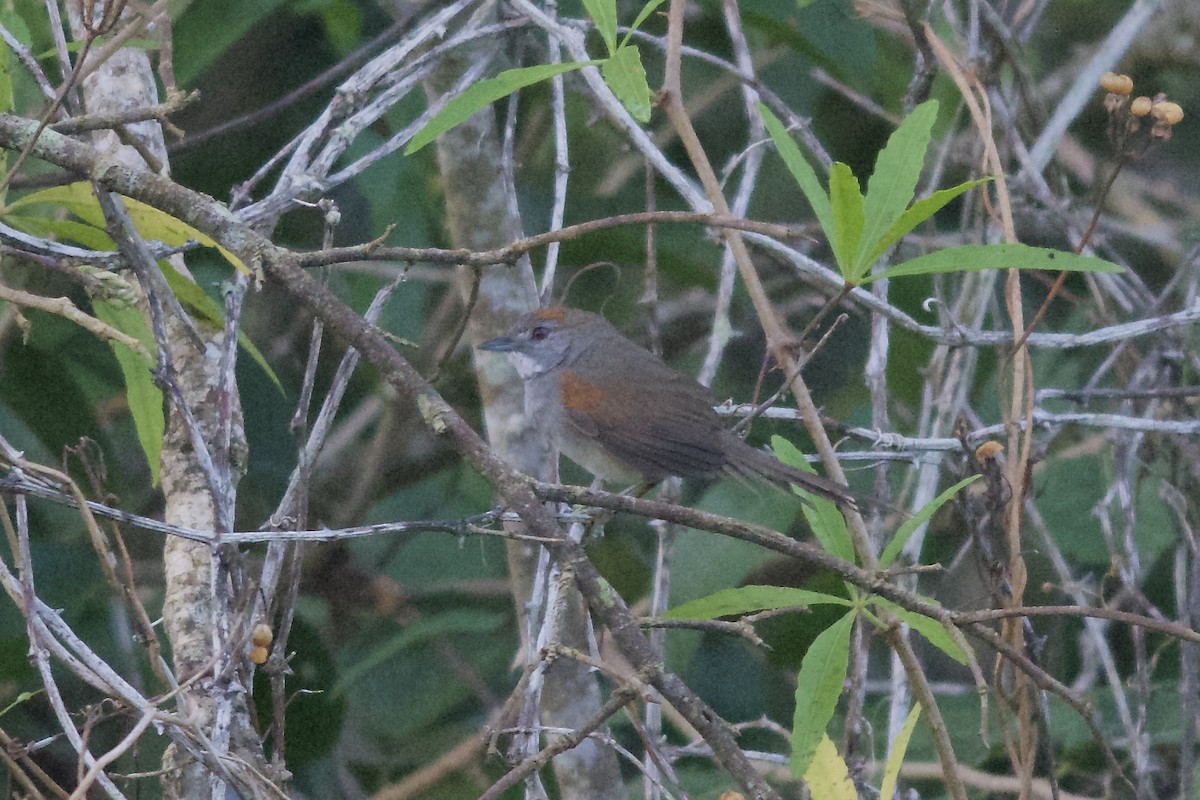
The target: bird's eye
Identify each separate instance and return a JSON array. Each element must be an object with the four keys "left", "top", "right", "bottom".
[{"left": 530, "top": 325, "right": 550, "bottom": 341}]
